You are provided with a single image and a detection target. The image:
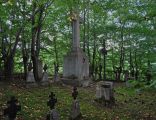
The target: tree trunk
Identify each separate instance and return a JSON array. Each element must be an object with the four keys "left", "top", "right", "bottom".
[
  {"left": 22, "top": 40, "right": 28, "bottom": 81},
  {"left": 54, "top": 36, "right": 59, "bottom": 66},
  {"left": 4, "top": 56, "right": 14, "bottom": 81},
  {"left": 3, "top": 27, "right": 23, "bottom": 81},
  {"left": 98, "top": 54, "right": 102, "bottom": 80},
  {"left": 117, "top": 23, "right": 125, "bottom": 81},
  {"left": 86, "top": 0, "right": 91, "bottom": 63},
  {"left": 31, "top": 2, "right": 44, "bottom": 82},
  {"left": 91, "top": 13, "right": 96, "bottom": 79},
  {"left": 134, "top": 50, "right": 139, "bottom": 80}
]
